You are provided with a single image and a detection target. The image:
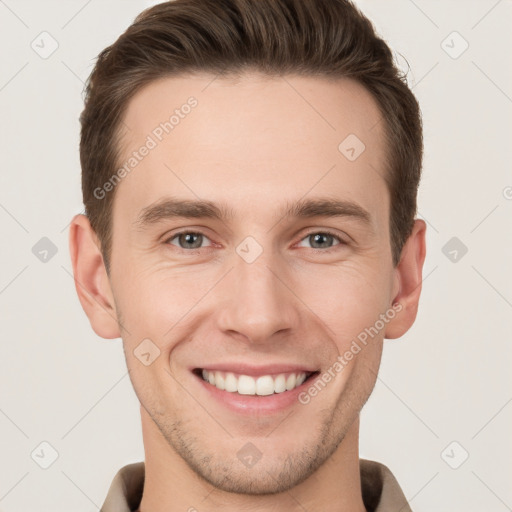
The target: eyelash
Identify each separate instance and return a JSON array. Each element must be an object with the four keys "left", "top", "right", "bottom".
[
  {"left": 164, "top": 229, "right": 348, "bottom": 253},
  {"left": 296, "top": 230, "right": 347, "bottom": 251}
]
